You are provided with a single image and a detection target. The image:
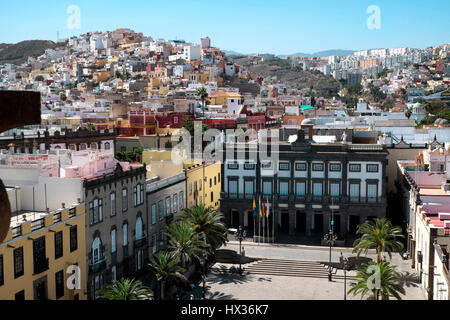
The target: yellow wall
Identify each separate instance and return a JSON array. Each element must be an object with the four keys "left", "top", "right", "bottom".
[
  {"left": 185, "top": 162, "right": 222, "bottom": 210},
  {"left": 0, "top": 205, "right": 87, "bottom": 300}
]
